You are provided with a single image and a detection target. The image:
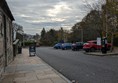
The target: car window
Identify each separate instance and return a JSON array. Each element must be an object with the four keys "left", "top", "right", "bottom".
[
  {"left": 76, "top": 42, "right": 80, "bottom": 45},
  {"left": 93, "top": 42, "right": 97, "bottom": 44},
  {"left": 84, "top": 43, "right": 89, "bottom": 45},
  {"left": 78, "top": 43, "right": 81, "bottom": 45}
]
